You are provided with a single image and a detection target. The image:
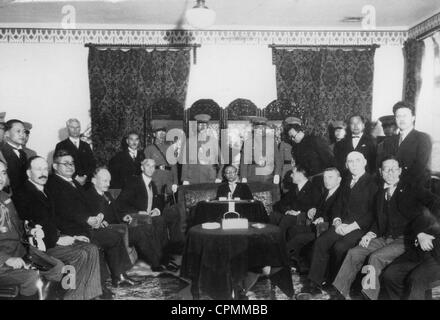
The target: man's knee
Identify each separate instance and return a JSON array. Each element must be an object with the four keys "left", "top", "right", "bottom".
[{"left": 20, "top": 270, "right": 40, "bottom": 296}]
